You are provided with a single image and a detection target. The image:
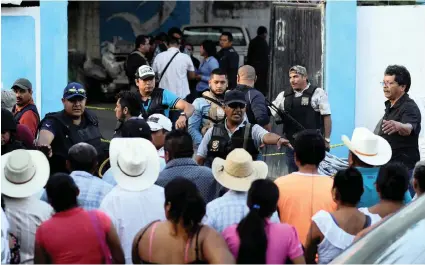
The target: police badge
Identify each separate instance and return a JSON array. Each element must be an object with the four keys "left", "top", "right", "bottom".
[
  {"left": 211, "top": 140, "right": 219, "bottom": 151},
  {"left": 301, "top": 97, "right": 309, "bottom": 106}
]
